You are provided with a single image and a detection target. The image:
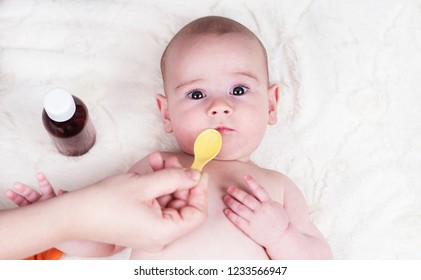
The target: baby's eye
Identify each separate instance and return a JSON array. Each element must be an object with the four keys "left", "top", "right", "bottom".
[
  {"left": 188, "top": 90, "right": 206, "bottom": 100},
  {"left": 230, "top": 86, "right": 248, "bottom": 96}
]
